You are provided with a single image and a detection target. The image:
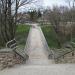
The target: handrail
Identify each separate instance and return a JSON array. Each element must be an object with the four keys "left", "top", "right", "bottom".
[
  {"left": 55, "top": 49, "right": 74, "bottom": 60},
  {"left": 10, "top": 43, "right": 17, "bottom": 48},
  {"left": 6, "top": 38, "right": 16, "bottom": 48},
  {"left": 71, "top": 42, "right": 75, "bottom": 45},
  {"left": 55, "top": 42, "right": 75, "bottom": 60},
  {"left": 6, "top": 39, "right": 29, "bottom": 60}
]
